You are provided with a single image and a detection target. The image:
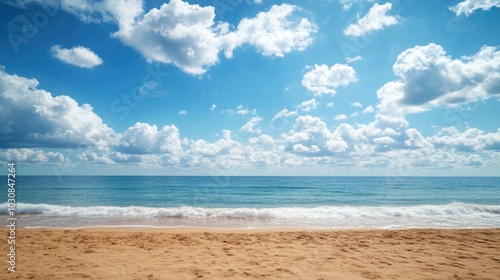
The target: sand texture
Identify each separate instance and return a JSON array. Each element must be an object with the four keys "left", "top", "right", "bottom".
[{"left": 2, "top": 228, "right": 500, "bottom": 279}]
